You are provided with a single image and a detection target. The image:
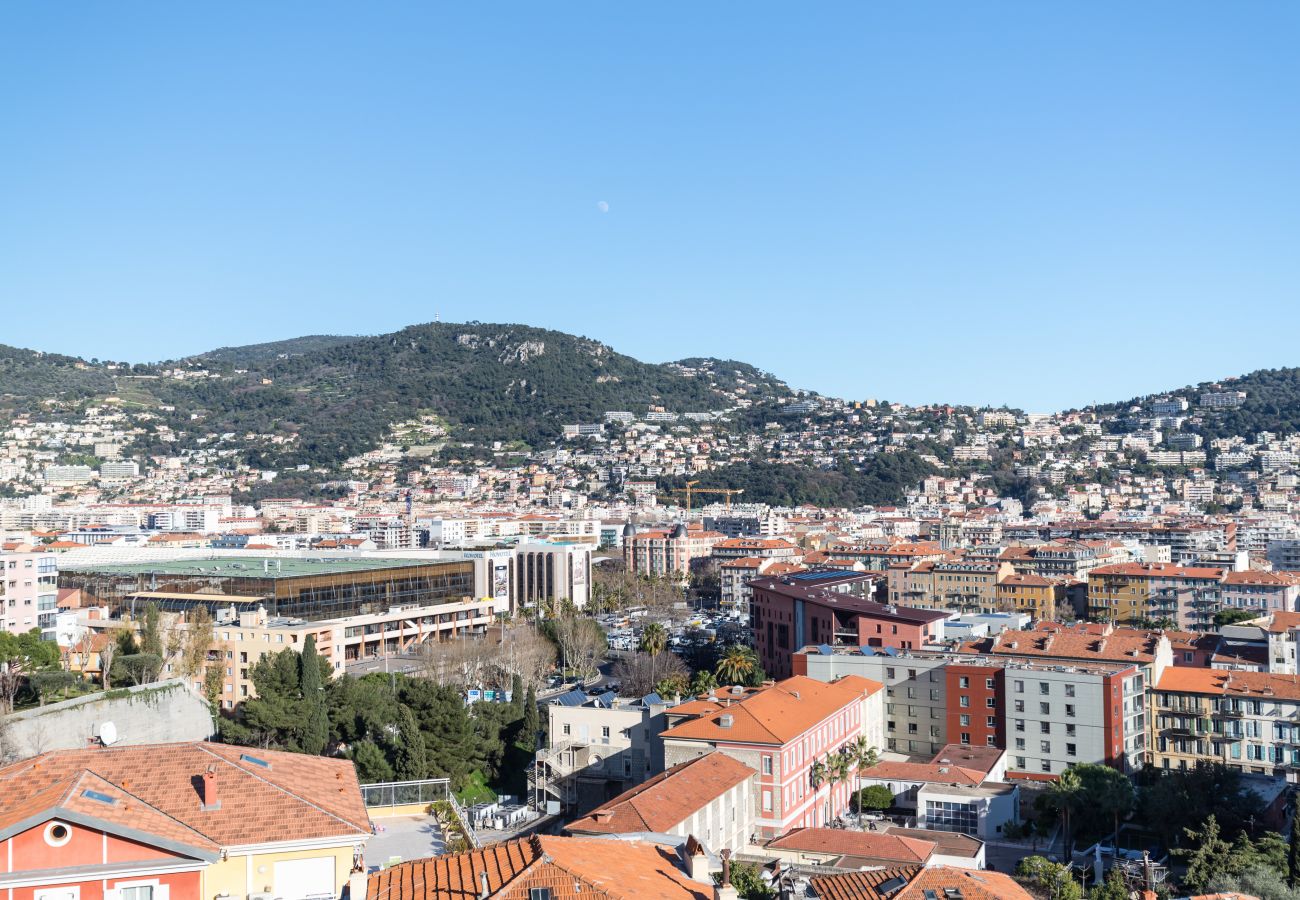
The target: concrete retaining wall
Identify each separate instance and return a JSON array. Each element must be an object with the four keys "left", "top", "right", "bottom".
[{"left": 0, "top": 678, "right": 213, "bottom": 761}]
